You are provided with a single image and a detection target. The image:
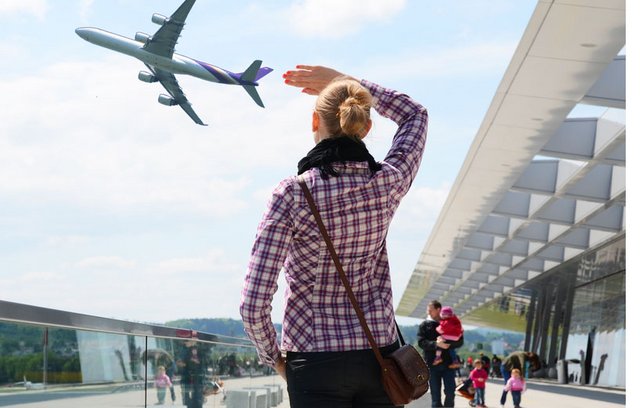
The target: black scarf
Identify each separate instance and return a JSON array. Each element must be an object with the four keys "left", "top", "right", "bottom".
[{"left": 297, "top": 135, "right": 381, "bottom": 179}]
